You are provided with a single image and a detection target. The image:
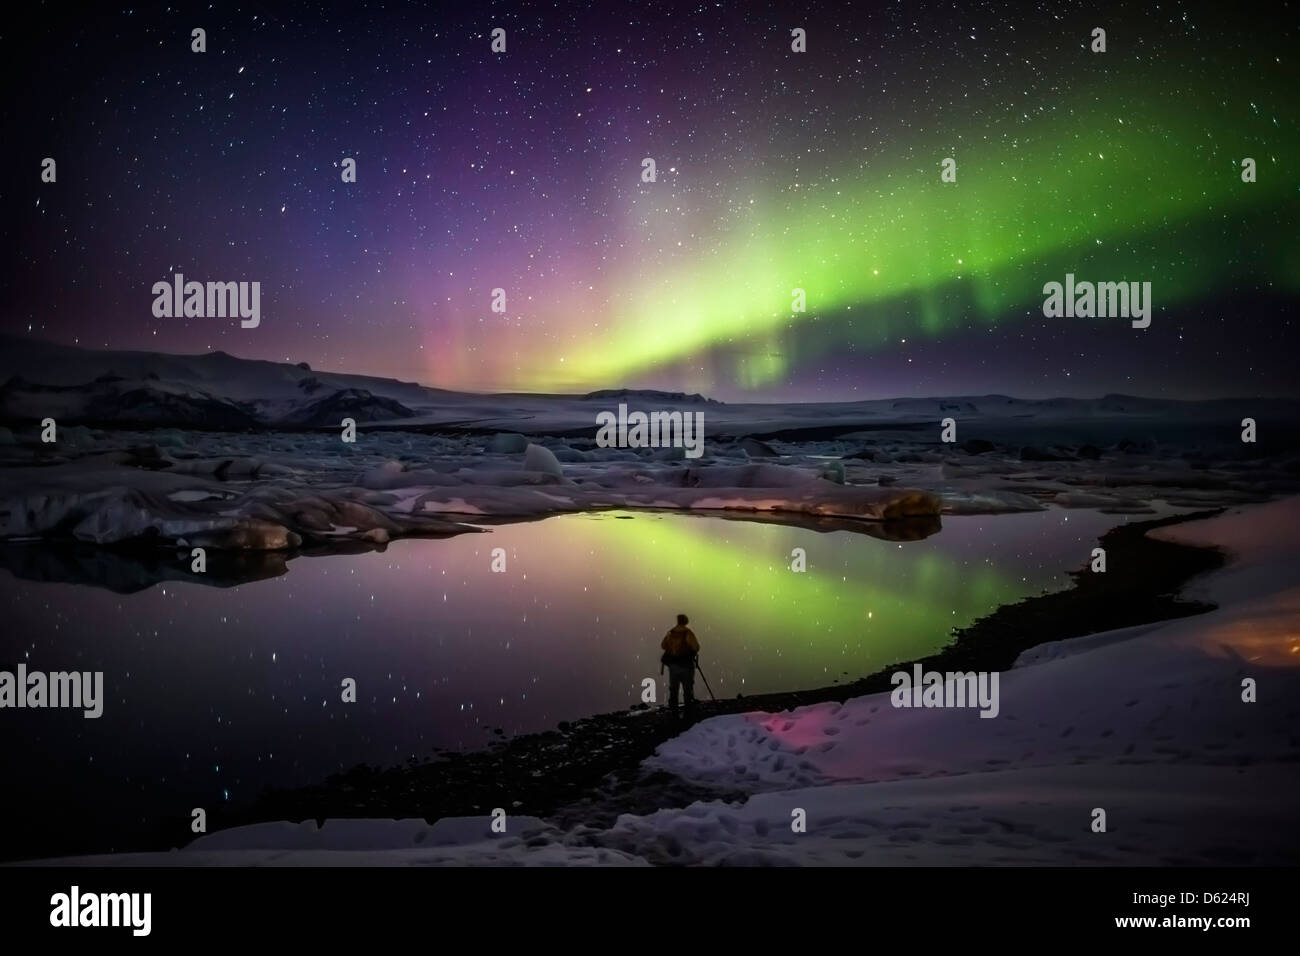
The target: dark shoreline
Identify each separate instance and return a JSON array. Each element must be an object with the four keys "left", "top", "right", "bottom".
[{"left": 234, "top": 507, "right": 1227, "bottom": 834}]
